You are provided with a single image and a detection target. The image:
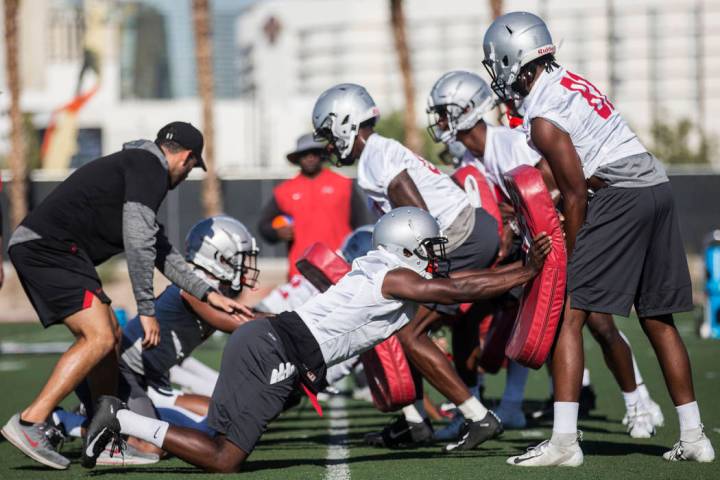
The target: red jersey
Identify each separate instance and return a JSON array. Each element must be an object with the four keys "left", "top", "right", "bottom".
[{"left": 274, "top": 169, "right": 353, "bottom": 278}]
